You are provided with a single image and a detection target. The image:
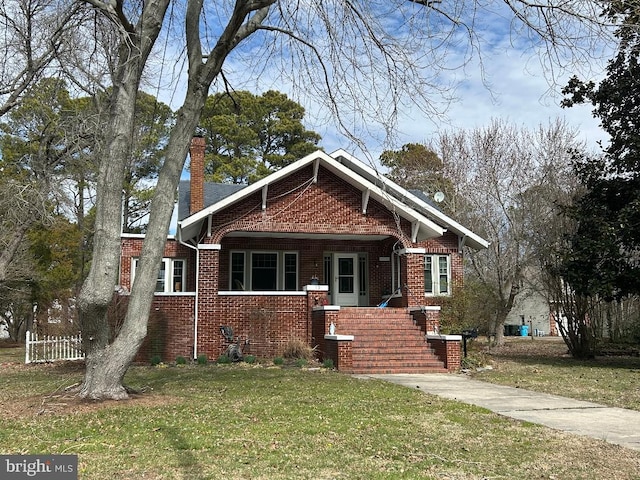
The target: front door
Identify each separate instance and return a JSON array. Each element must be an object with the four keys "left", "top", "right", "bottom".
[{"left": 333, "top": 254, "right": 359, "bottom": 306}]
